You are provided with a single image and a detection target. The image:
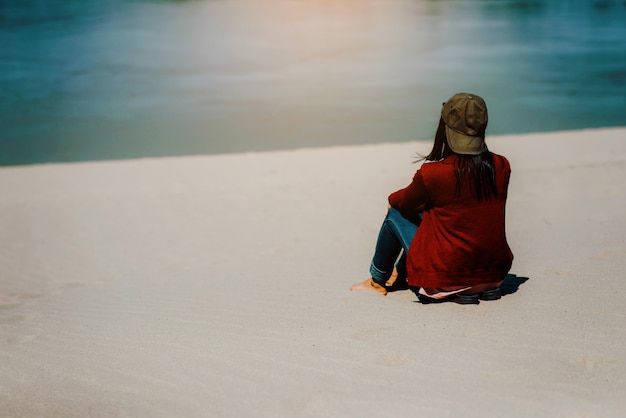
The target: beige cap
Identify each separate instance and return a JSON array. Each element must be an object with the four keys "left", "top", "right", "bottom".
[{"left": 441, "top": 93, "right": 488, "bottom": 155}]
